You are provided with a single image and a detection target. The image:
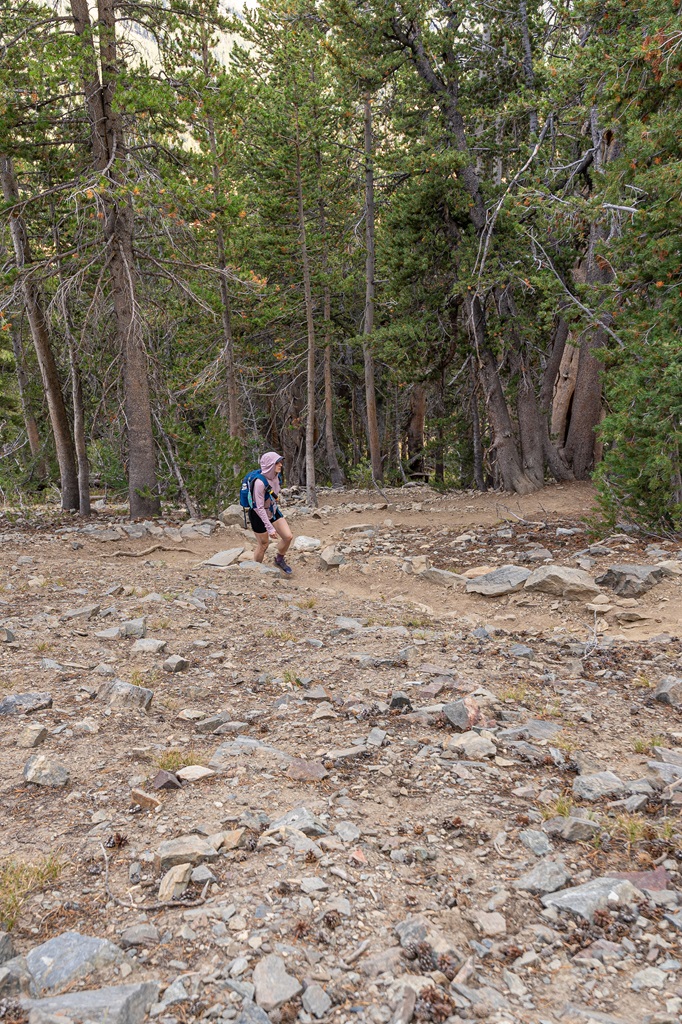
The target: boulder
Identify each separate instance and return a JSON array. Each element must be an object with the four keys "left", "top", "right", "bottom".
[
  {"left": 442, "top": 697, "right": 480, "bottom": 732},
  {"left": 131, "top": 639, "right": 166, "bottom": 655},
  {"left": 416, "top": 567, "right": 465, "bottom": 588},
  {"left": 158, "top": 863, "right": 192, "bottom": 902},
  {"left": 154, "top": 835, "right": 220, "bottom": 871},
  {"left": 596, "top": 563, "right": 665, "bottom": 597},
  {"left": 219, "top": 504, "right": 244, "bottom": 527},
  {"left": 320, "top": 546, "right": 344, "bottom": 569},
  {"left": 466, "top": 565, "right": 531, "bottom": 596},
  {"left": 514, "top": 857, "right": 570, "bottom": 895},
  {"left": 293, "top": 535, "right": 321, "bottom": 551},
  {"left": 25, "top": 932, "right": 121, "bottom": 996},
  {"left": 524, "top": 566, "right": 600, "bottom": 600},
  {"left": 21, "top": 981, "right": 159, "bottom": 1024},
  {"left": 163, "top": 654, "right": 189, "bottom": 673},
  {"left": 268, "top": 806, "right": 328, "bottom": 837},
  {"left": 0, "top": 693, "right": 52, "bottom": 716},
  {"left": 541, "top": 877, "right": 643, "bottom": 921},
  {"left": 653, "top": 675, "right": 682, "bottom": 707},
  {"left": 447, "top": 731, "right": 496, "bottom": 759}
]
